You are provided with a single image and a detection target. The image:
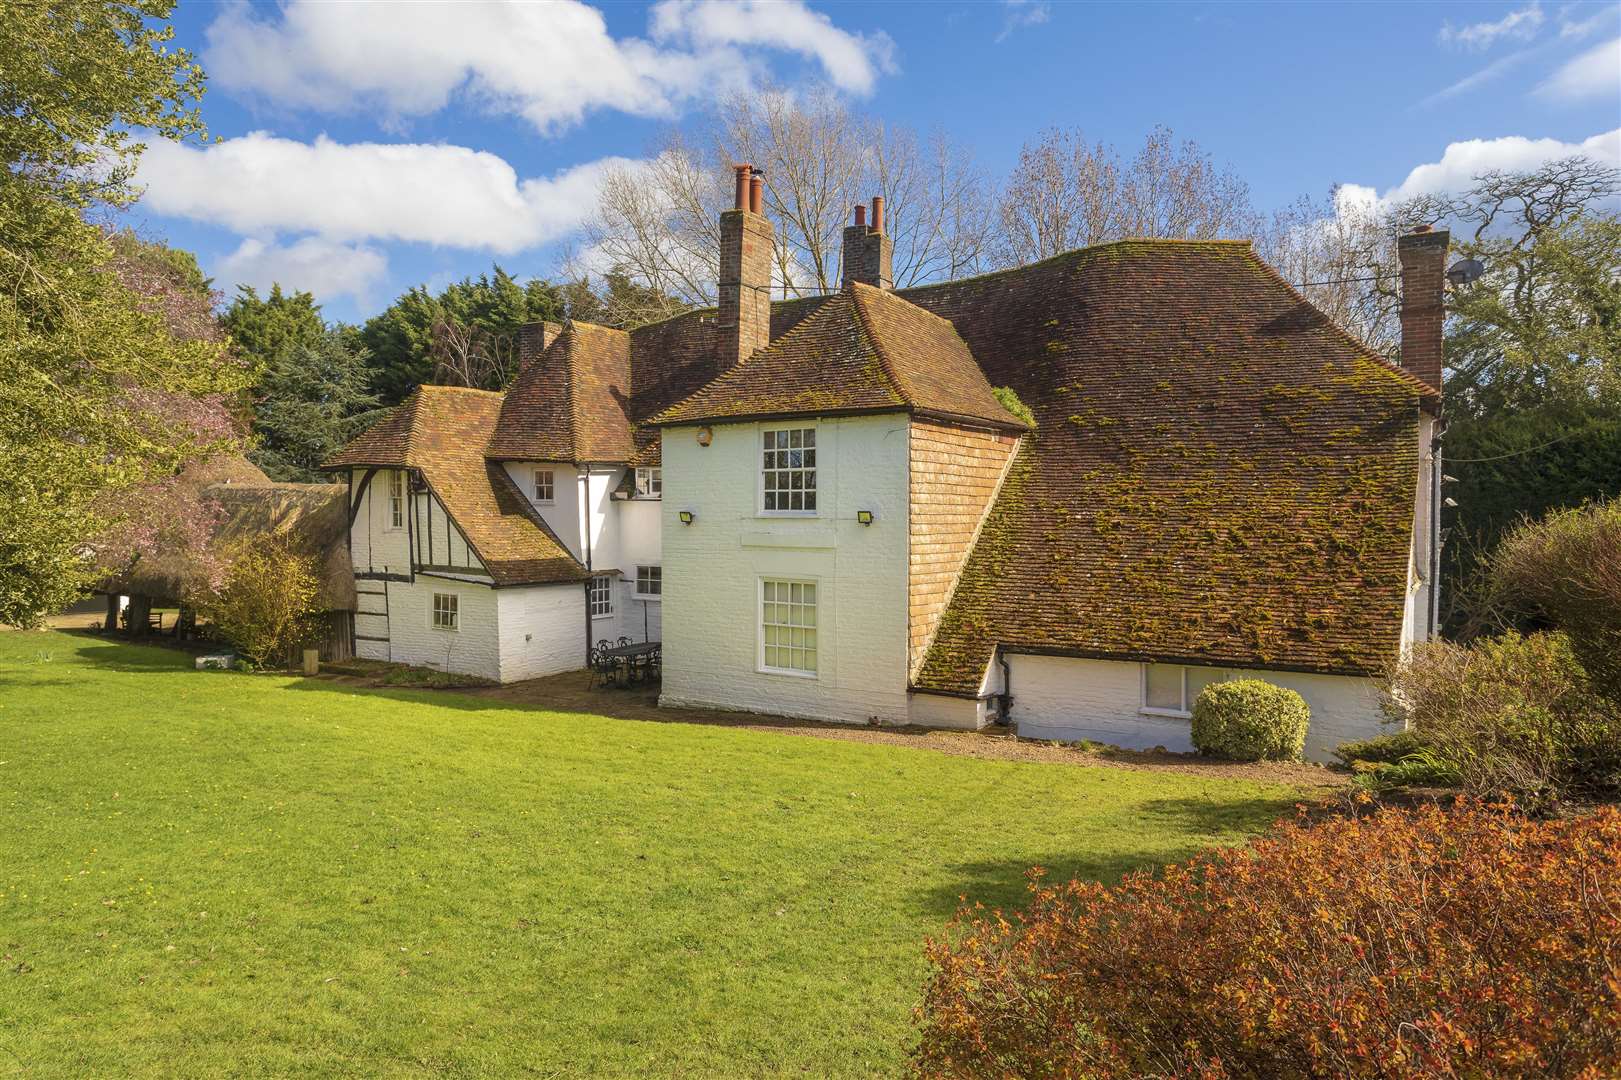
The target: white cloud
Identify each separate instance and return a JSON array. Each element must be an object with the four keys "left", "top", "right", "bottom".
[
  {"left": 204, "top": 0, "right": 892, "bottom": 134},
  {"left": 1536, "top": 35, "right": 1621, "bottom": 100},
  {"left": 1421, "top": 46, "right": 1539, "bottom": 105},
  {"left": 1346, "top": 128, "right": 1621, "bottom": 209},
  {"left": 1439, "top": 3, "right": 1545, "bottom": 49},
  {"left": 995, "top": 0, "right": 1051, "bottom": 44},
  {"left": 650, "top": 0, "right": 894, "bottom": 93},
  {"left": 137, "top": 132, "right": 634, "bottom": 254},
  {"left": 1559, "top": 6, "right": 1617, "bottom": 39},
  {"left": 217, "top": 237, "right": 388, "bottom": 305}
]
